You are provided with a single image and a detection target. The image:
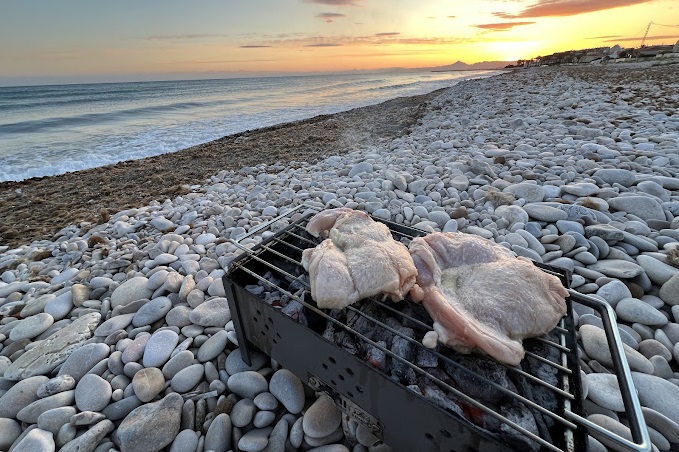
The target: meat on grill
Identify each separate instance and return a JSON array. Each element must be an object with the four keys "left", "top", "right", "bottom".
[
  {"left": 302, "top": 208, "right": 417, "bottom": 309},
  {"left": 408, "top": 232, "right": 568, "bottom": 366}
]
